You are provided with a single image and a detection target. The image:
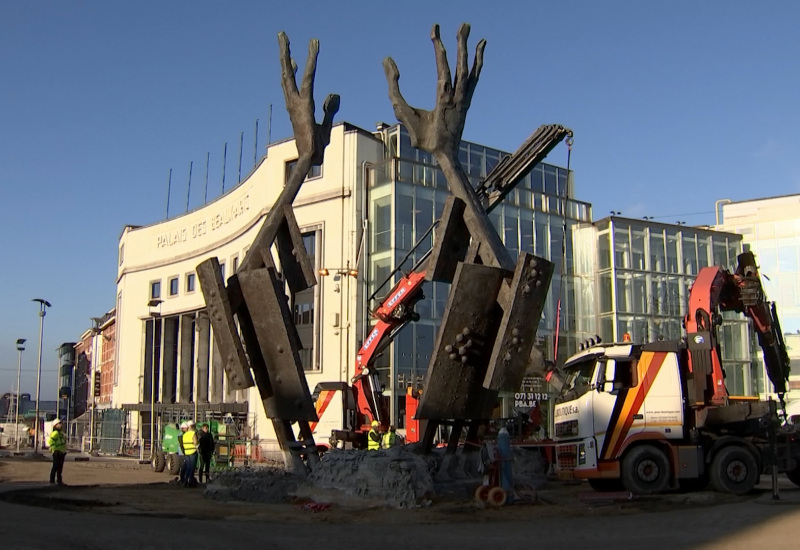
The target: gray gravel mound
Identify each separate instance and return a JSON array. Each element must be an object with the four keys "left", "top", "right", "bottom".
[
  {"left": 308, "top": 446, "right": 434, "bottom": 508},
  {"left": 204, "top": 466, "right": 302, "bottom": 504},
  {"left": 202, "top": 445, "right": 549, "bottom": 508}
]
